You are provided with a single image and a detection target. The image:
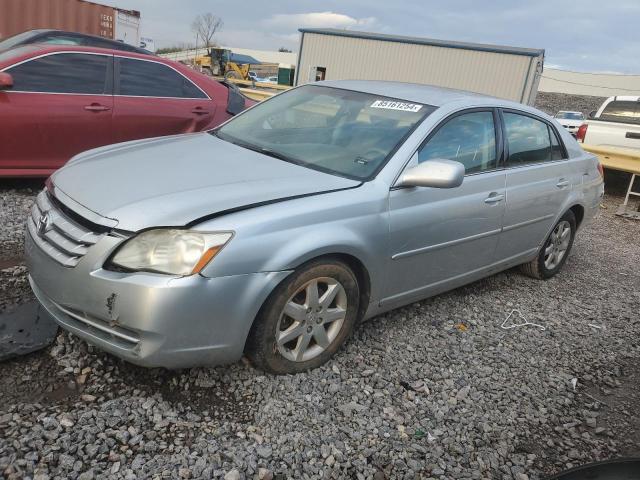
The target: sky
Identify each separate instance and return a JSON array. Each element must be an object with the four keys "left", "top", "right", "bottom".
[{"left": 101, "top": 0, "right": 639, "bottom": 74}]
